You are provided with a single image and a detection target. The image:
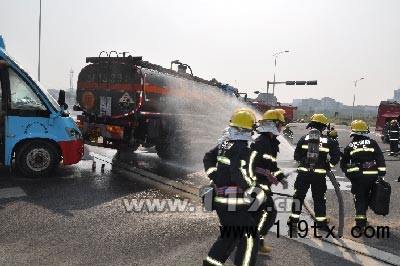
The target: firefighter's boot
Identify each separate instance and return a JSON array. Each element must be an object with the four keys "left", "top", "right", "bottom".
[
  {"left": 353, "top": 220, "right": 368, "bottom": 236},
  {"left": 259, "top": 237, "right": 272, "bottom": 254}
]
